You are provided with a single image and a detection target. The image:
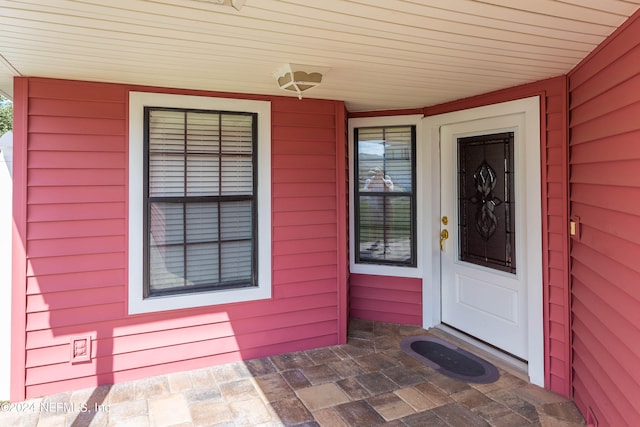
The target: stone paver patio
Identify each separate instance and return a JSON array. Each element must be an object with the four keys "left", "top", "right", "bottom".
[{"left": 0, "top": 319, "right": 585, "bottom": 426}]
